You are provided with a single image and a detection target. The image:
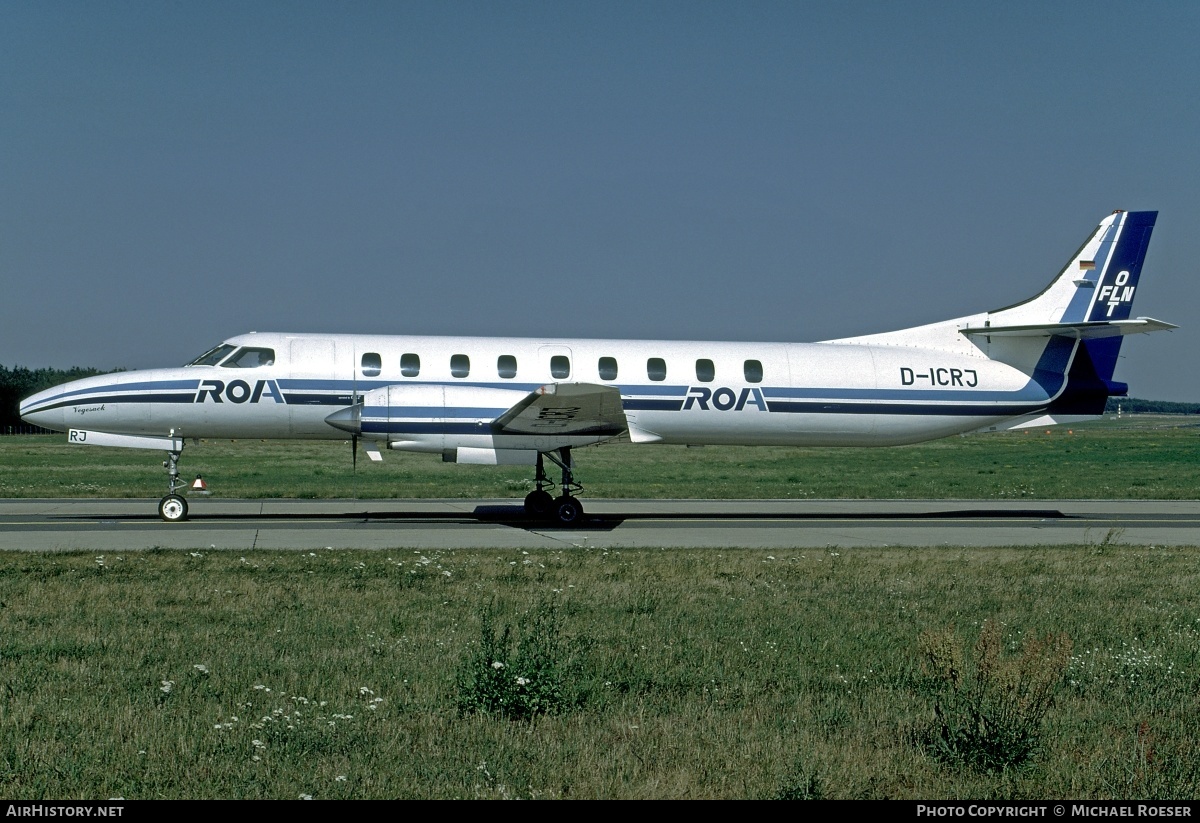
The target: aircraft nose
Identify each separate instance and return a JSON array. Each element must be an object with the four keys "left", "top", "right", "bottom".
[
  {"left": 324, "top": 404, "right": 362, "bottom": 434},
  {"left": 19, "top": 387, "right": 67, "bottom": 432}
]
